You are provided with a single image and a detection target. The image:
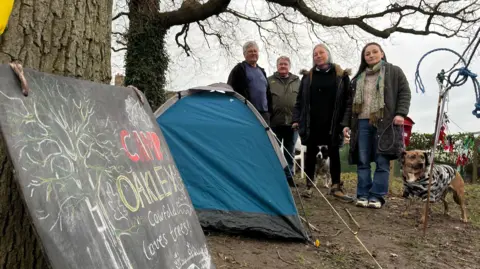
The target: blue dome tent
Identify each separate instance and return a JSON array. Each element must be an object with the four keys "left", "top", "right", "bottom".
[{"left": 154, "top": 83, "right": 308, "bottom": 241}]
